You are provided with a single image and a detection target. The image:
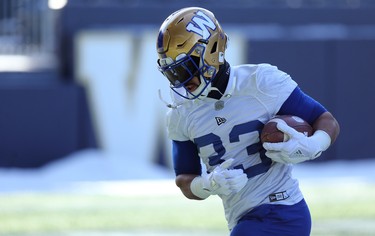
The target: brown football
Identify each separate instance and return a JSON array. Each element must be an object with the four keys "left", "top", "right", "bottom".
[{"left": 260, "top": 115, "right": 313, "bottom": 143}]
